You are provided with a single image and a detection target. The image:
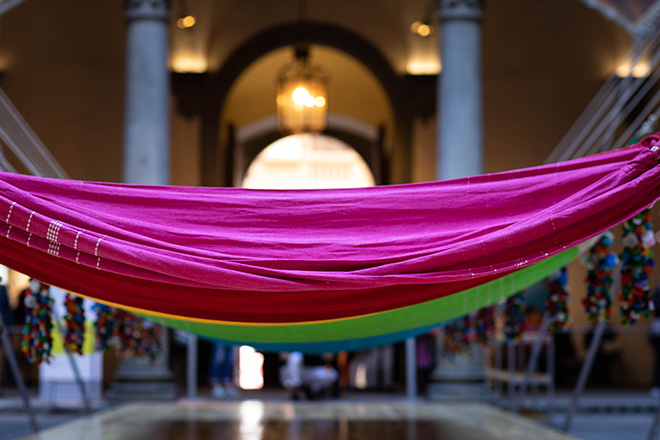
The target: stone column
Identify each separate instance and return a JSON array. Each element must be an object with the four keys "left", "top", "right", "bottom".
[
  {"left": 114, "top": 0, "right": 178, "bottom": 399},
  {"left": 430, "top": 0, "right": 485, "bottom": 400},
  {"left": 437, "top": 0, "right": 483, "bottom": 180},
  {"left": 123, "top": 0, "right": 170, "bottom": 185}
]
